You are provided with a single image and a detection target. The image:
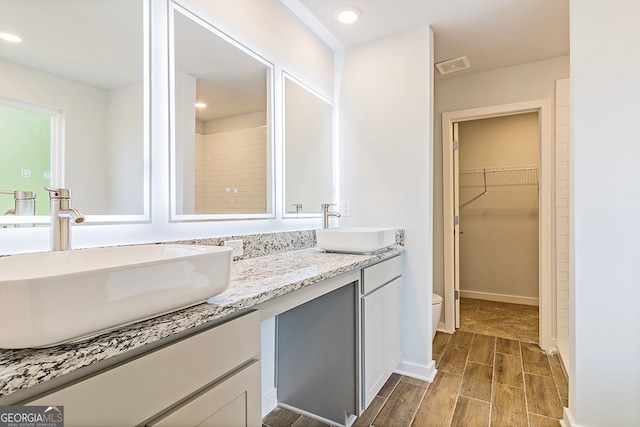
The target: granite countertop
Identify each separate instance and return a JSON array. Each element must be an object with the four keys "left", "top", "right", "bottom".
[{"left": 0, "top": 246, "right": 403, "bottom": 400}]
